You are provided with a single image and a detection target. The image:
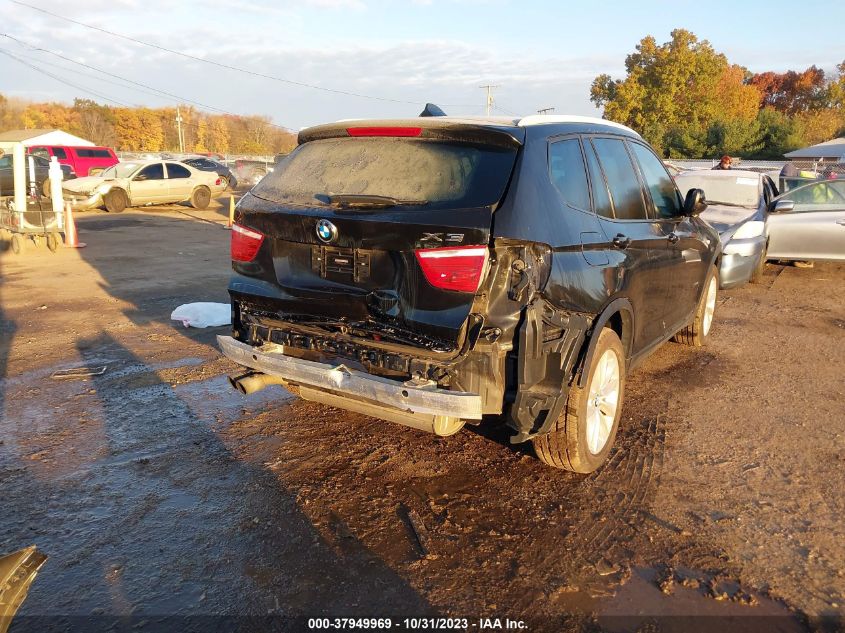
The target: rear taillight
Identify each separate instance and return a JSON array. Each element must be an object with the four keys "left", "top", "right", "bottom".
[
  {"left": 231, "top": 223, "right": 264, "bottom": 262},
  {"left": 215, "top": 177, "right": 222, "bottom": 185},
  {"left": 414, "top": 246, "right": 487, "bottom": 293}
]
